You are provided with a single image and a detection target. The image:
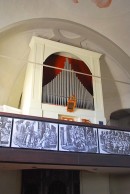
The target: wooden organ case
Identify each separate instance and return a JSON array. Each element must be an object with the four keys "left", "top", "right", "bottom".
[{"left": 21, "top": 36, "right": 106, "bottom": 124}]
